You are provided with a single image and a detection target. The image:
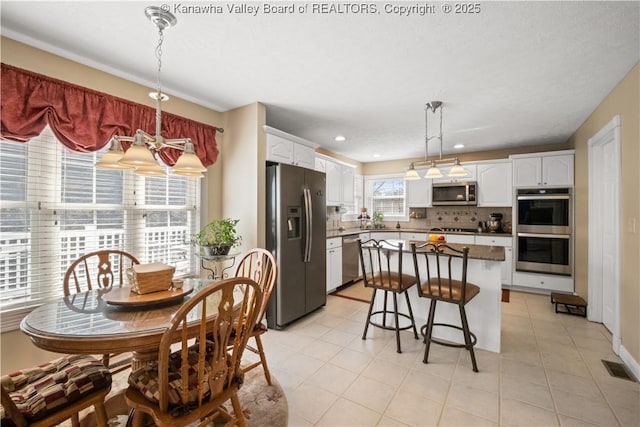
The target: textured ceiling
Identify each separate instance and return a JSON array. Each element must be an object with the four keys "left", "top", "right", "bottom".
[{"left": 1, "top": 1, "right": 638, "bottom": 163}]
